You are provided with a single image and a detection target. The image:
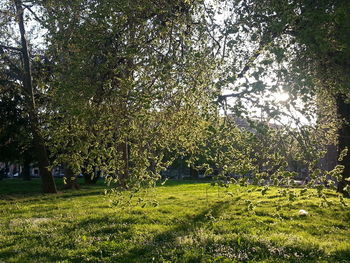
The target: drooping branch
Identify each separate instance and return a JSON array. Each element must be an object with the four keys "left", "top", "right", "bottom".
[{"left": 217, "top": 23, "right": 291, "bottom": 103}]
